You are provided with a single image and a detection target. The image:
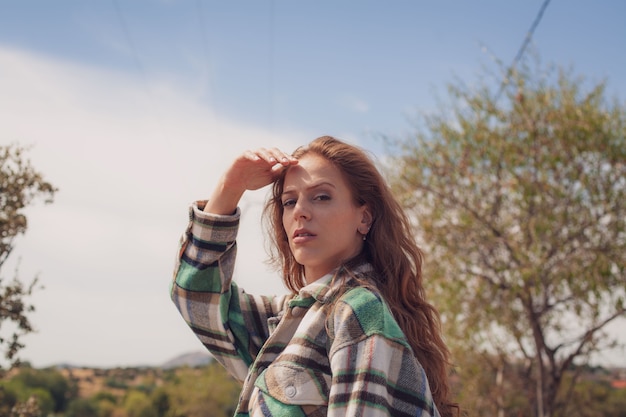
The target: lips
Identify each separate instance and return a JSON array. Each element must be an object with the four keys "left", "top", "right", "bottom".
[{"left": 293, "top": 228, "right": 316, "bottom": 242}]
